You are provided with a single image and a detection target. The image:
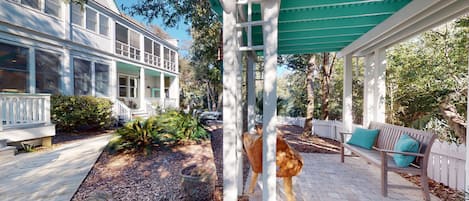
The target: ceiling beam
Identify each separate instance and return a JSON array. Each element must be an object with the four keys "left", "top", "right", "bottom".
[{"left": 338, "top": 0, "right": 454, "bottom": 57}]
